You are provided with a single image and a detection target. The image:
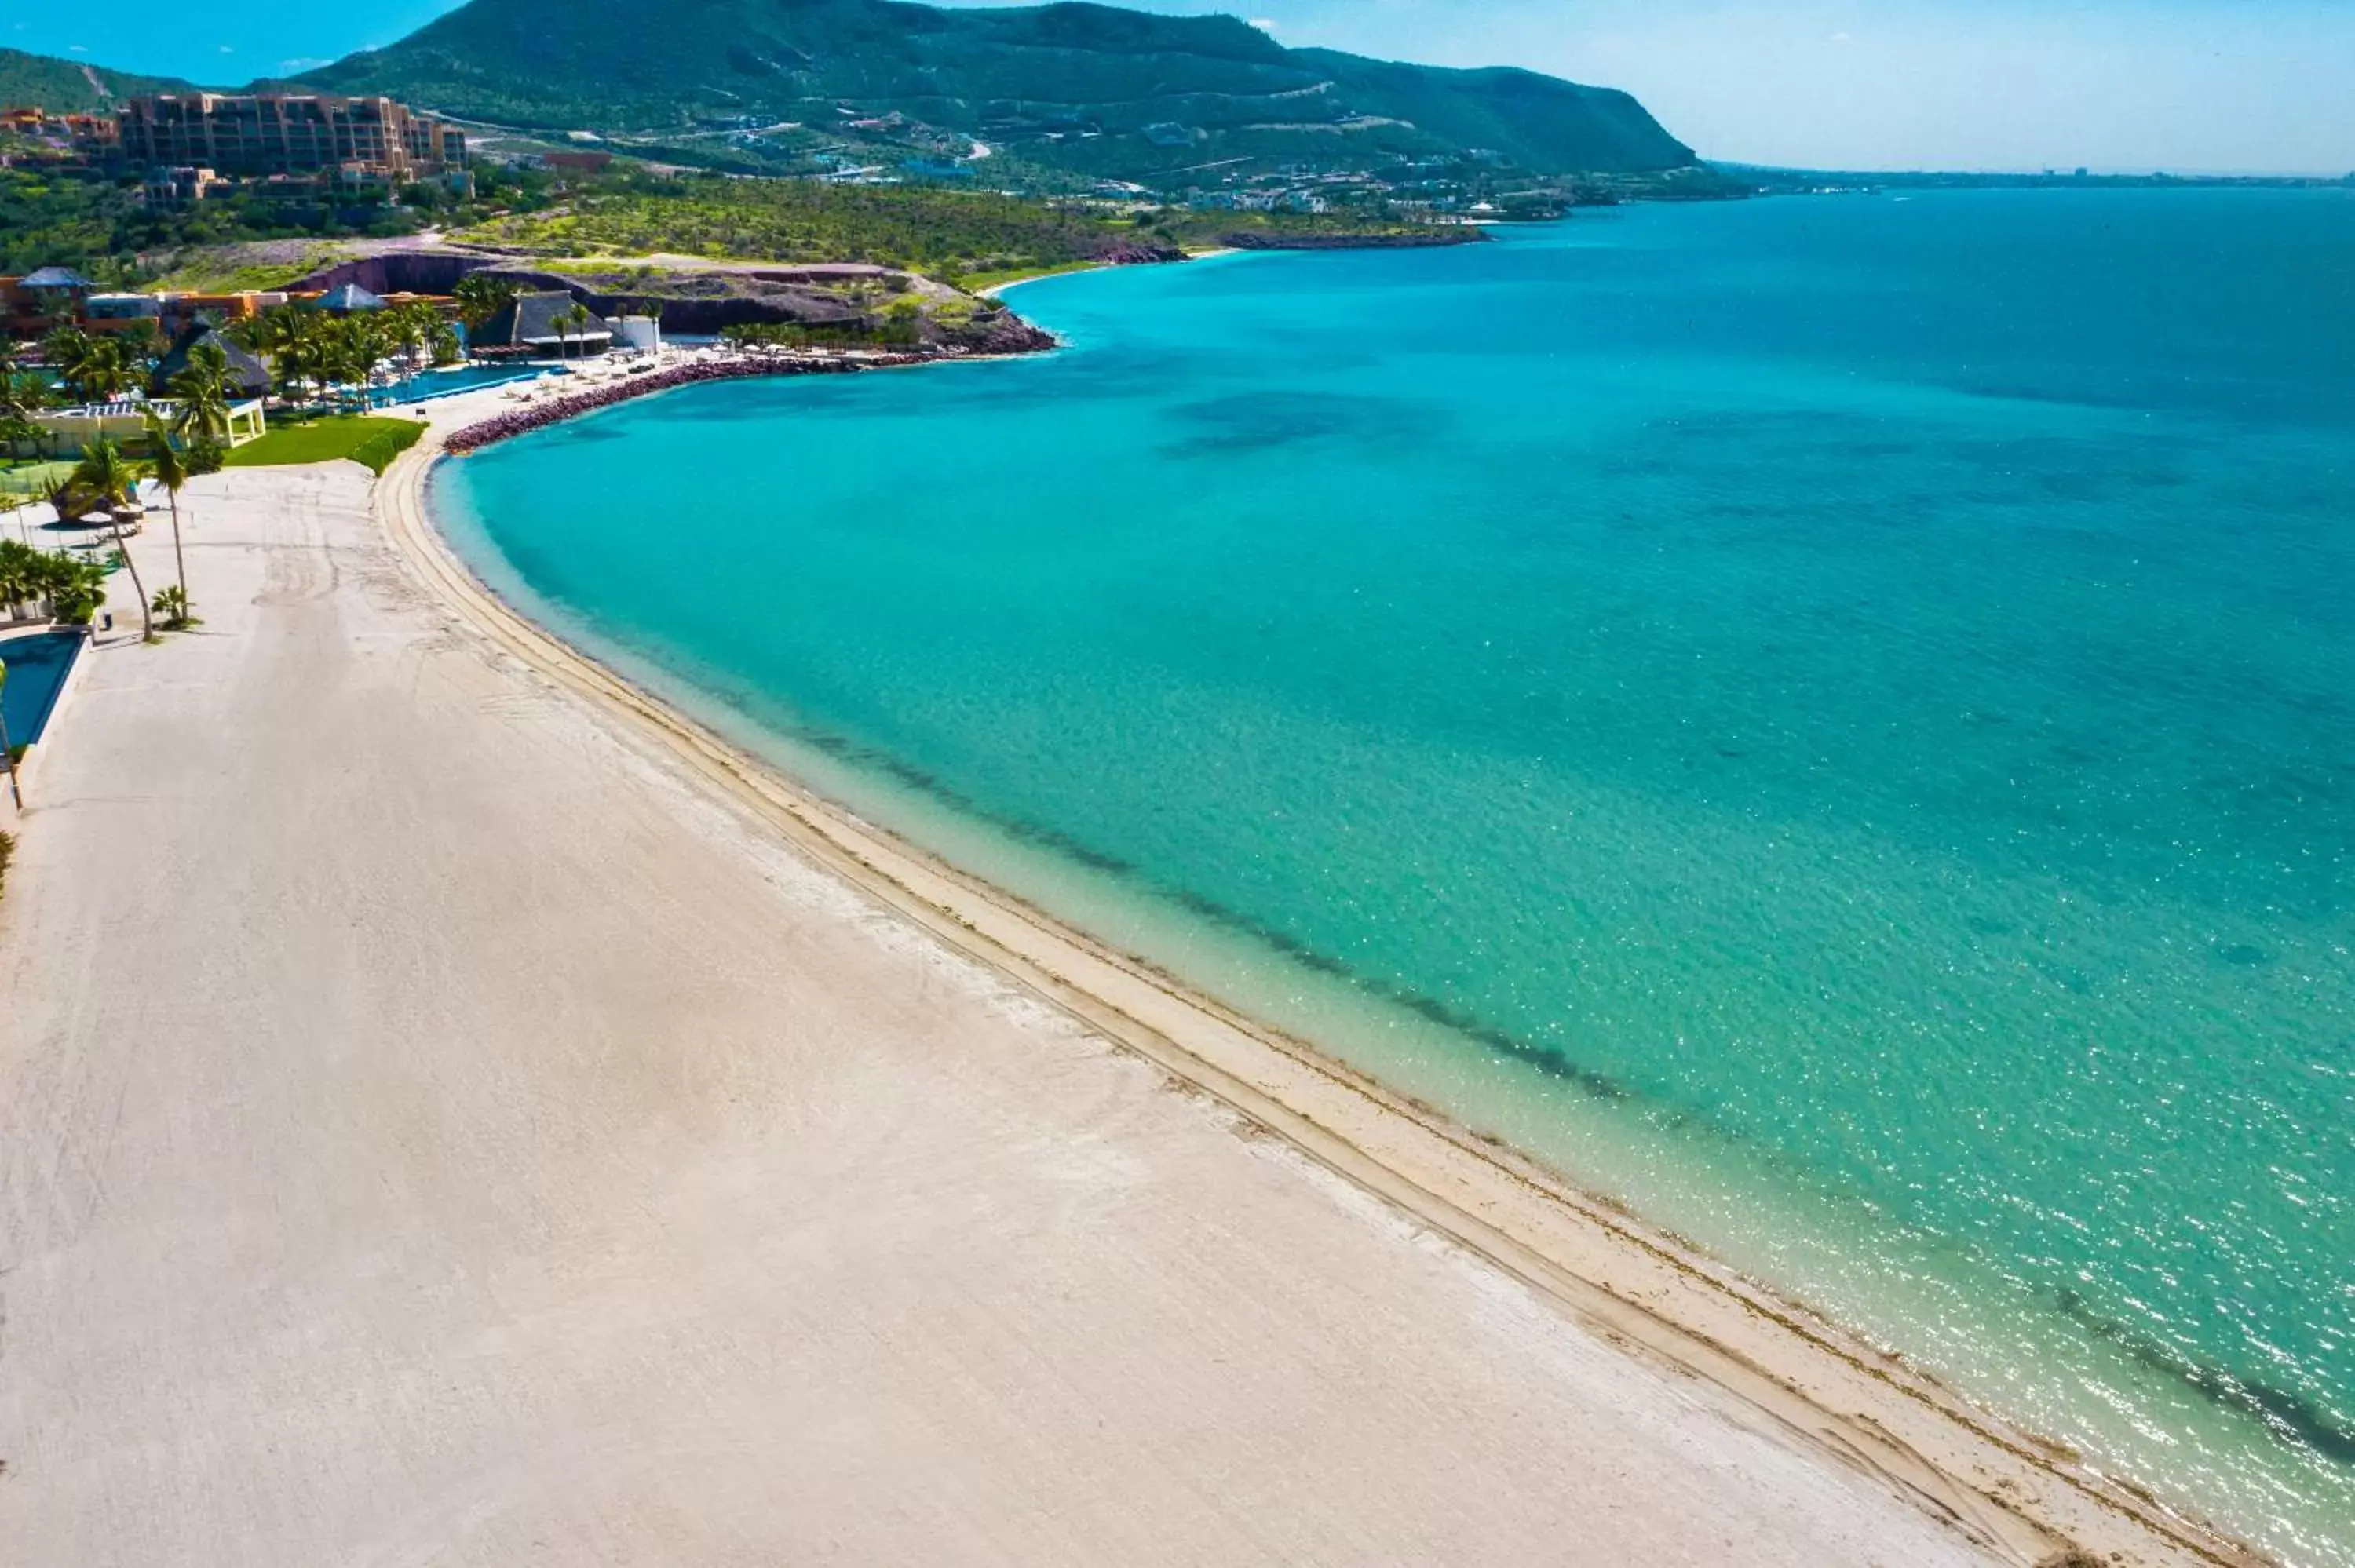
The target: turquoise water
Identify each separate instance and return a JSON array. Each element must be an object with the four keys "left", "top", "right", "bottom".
[{"left": 436, "top": 190, "right": 2355, "bottom": 1564}]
